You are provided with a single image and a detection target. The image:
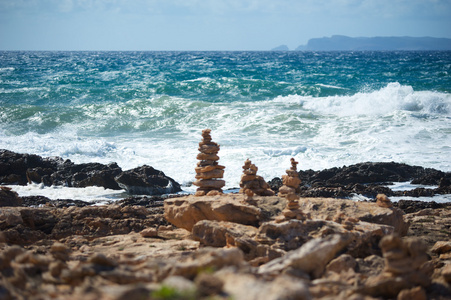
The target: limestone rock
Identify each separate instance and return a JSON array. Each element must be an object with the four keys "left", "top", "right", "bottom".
[
  {"left": 326, "top": 254, "right": 357, "bottom": 274},
  {"left": 220, "top": 271, "right": 311, "bottom": 300},
  {"left": 239, "top": 159, "right": 274, "bottom": 196},
  {"left": 257, "top": 218, "right": 393, "bottom": 257},
  {"left": 376, "top": 194, "right": 393, "bottom": 208},
  {"left": 359, "top": 235, "right": 432, "bottom": 298},
  {"left": 192, "top": 220, "right": 258, "bottom": 248},
  {"left": 193, "top": 129, "right": 225, "bottom": 195},
  {"left": 442, "top": 263, "right": 451, "bottom": 283},
  {"left": 297, "top": 197, "right": 409, "bottom": 236},
  {"left": 258, "top": 234, "right": 351, "bottom": 279},
  {"left": 397, "top": 286, "right": 427, "bottom": 300},
  {"left": 114, "top": 165, "right": 181, "bottom": 195},
  {"left": 140, "top": 228, "right": 158, "bottom": 238},
  {"left": 164, "top": 247, "right": 245, "bottom": 280},
  {"left": 431, "top": 241, "right": 451, "bottom": 255},
  {"left": 164, "top": 194, "right": 262, "bottom": 231}
]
